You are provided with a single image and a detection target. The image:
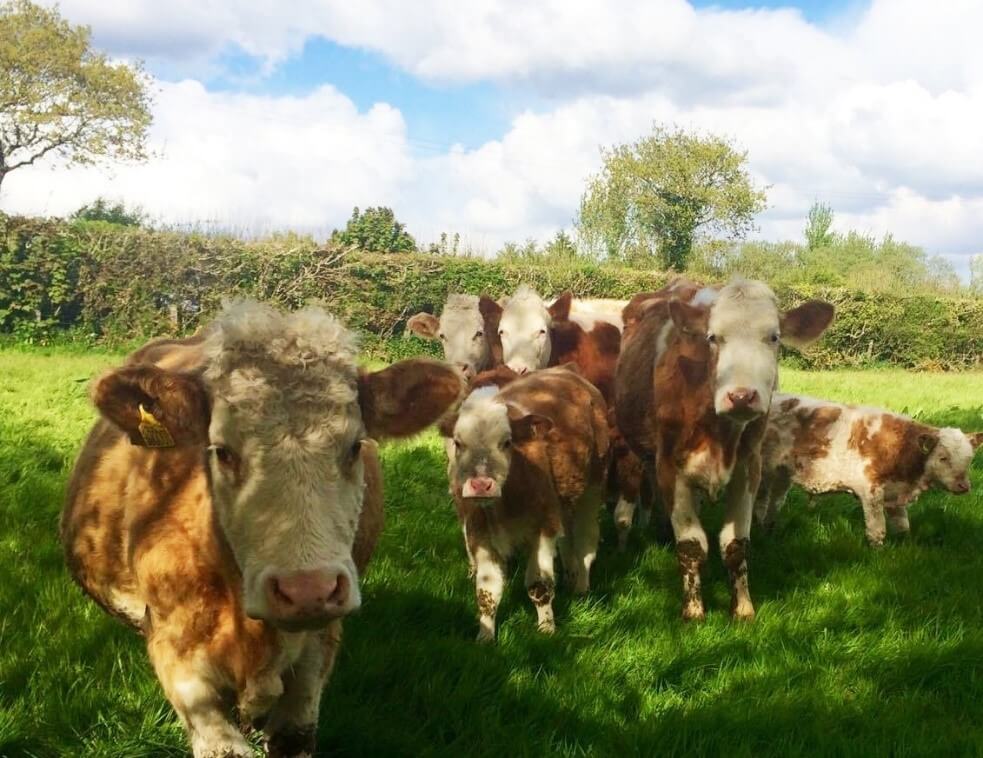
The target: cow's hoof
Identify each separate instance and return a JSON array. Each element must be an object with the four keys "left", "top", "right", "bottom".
[
  {"left": 731, "top": 603, "right": 756, "bottom": 621},
  {"left": 476, "top": 629, "right": 495, "bottom": 644},
  {"left": 537, "top": 620, "right": 556, "bottom": 635},
  {"left": 681, "top": 603, "right": 706, "bottom": 622}
]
